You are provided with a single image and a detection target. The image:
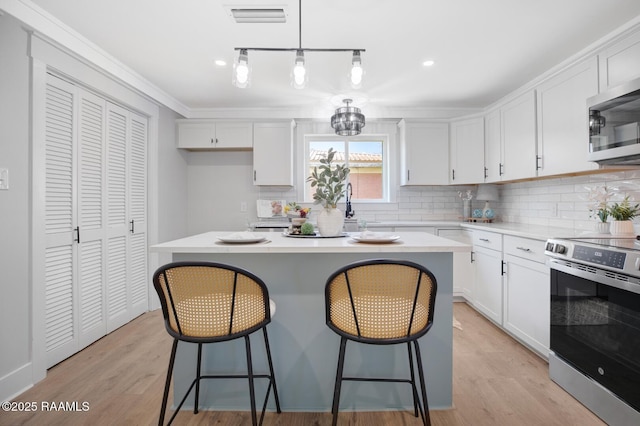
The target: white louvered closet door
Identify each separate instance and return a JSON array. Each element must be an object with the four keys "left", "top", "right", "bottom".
[
  {"left": 128, "top": 111, "right": 148, "bottom": 318},
  {"left": 44, "top": 74, "right": 149, "bottom": 367},
  {"left": 105, "top": 103, "right": 149, "bottom": 331},
  {"left": 44, "top": 75, "right": 79, "bottom": 367},
  {"left": 105, "top": 102, "right": 130, "bottom": 332},
  {"left": 76, "top": 91, "right": 108, "bottom": 349}
]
